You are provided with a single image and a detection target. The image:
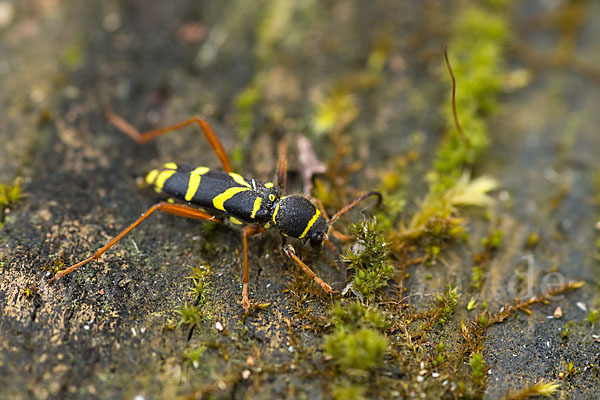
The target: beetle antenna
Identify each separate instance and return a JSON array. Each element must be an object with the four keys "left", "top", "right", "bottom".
[
  {"left": 443, "top": 45, "right": 468, "bottom": 144},
  {"left": 328, "top": 191, "right": 382, "bottom": 228}
]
